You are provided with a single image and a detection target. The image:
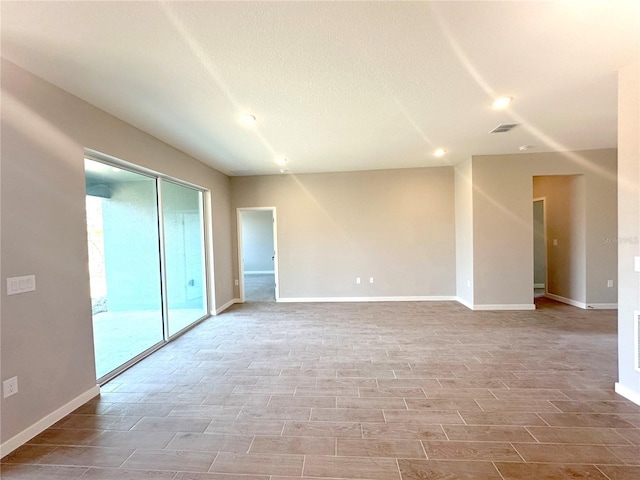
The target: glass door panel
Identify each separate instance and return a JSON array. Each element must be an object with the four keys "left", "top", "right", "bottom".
[
  {"left": 85, "top": 159, "right": 164, "bottom": 380},
  {"left": 161, "top": 180, "right": 208, "bottom": 336}
]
